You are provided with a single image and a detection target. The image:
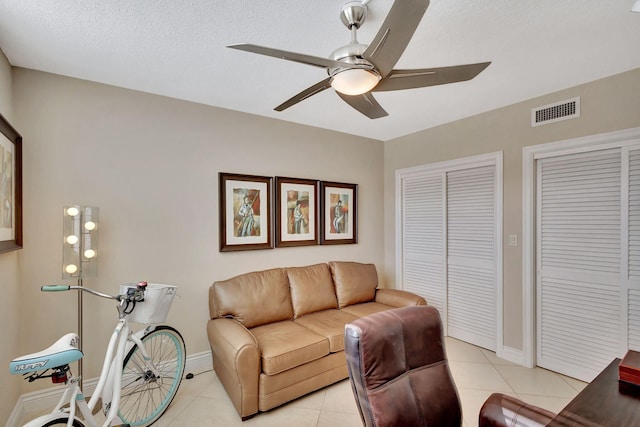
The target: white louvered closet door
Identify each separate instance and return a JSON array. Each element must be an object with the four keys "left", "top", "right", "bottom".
[
  {"left": 537, "top": 149, "right": 622, "bottom": 381},
  {"left": 401, "top": 173, "right": 446, "bottom": 314},
  {"left": 625, "top": 148, "right": 640, "bottom": 351},
  {"left": 446, "top": 166, "right": 496, "bottom": 351}
]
